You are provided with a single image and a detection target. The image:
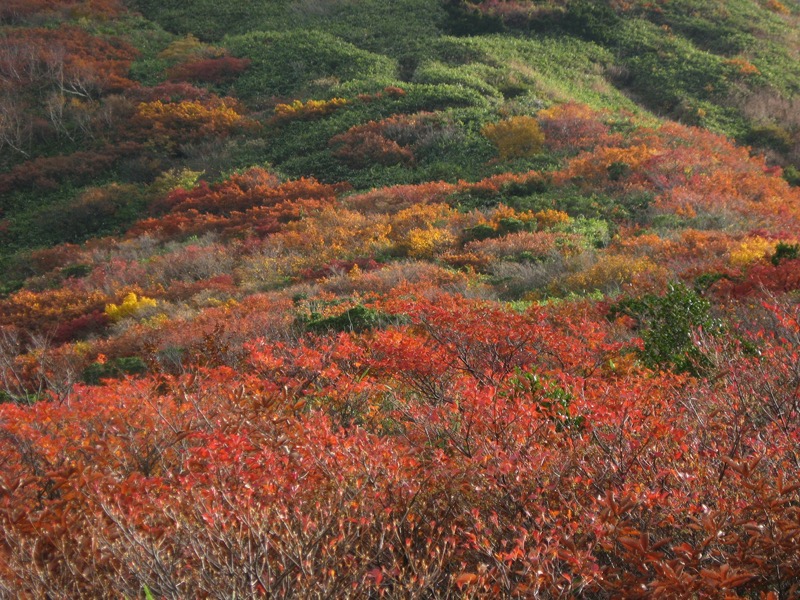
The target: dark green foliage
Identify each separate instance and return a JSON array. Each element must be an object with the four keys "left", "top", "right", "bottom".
[
  {"left": 129, "top": 0, "right": 289, "bottom": 40},
  {"left": 265, "top": 94, "right": 493, "bottom": 184},
  {"left": 607, "top": 161, "right": 630, "bottom": 181},
  {"left": 226, "top": 30, "right": 397, "bottom": 100},
  {"left": 609, "top": 283, "right": 719, "bottom": 375},
  {"left": 305, "top": 305, "right": 398, "bottom": 333},
  {"left": 495, "top": 186, "right": 651, "bottom": 223},
  {"left": 9, "top": 185, "right": 149, "bottom": 249},
  {"left": 771, "top": 242, "right": 800, "bottom": 266},
  {"left": 61, "top": 264, "right": 93, "bottom": 280},
  {"left": 0, "top": 279, "right": 24, "bottom": 299},
  {"left": 98, "top": 14, "right": 176, "bottom": 86},
  {"left": 745, "top": 123, "right": 794, "bottom": 153},
  {"left": 134, "top": 0, "right": 447, "bottom": 58},
  {"left": 694, "top": 272, "right": 730, "bottom": 292},
  {"left": 441, "top": 0, "right": 505, "bottom": 36},
  {"left": 462, "top": 224, "right": 497, "bottom": 243},
  {"left": 563, "top": 0, "right": 622, "bottom": 45},
  {"left": 83, "top": 357, "right": 148, "bottom": 385},
  {"left": 784, "top": 165, "right": 800, "bottom": 187},
  {"left": 497, "top": 217, "right": 526, "bottom": 235}
]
